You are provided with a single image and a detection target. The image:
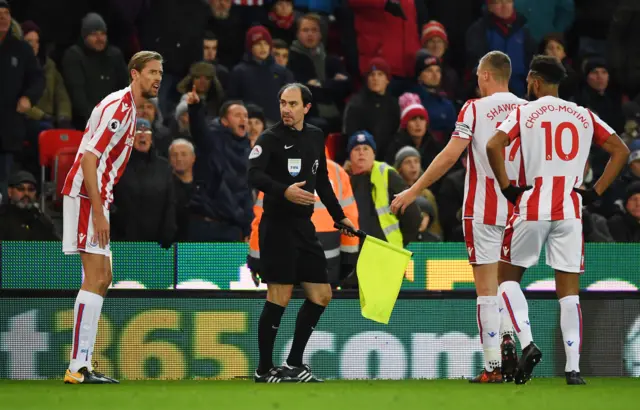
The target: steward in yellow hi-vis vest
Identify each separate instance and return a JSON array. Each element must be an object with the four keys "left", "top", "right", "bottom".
[{"left": 249, "top": 153, "right": 360, "bottom": 284}]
